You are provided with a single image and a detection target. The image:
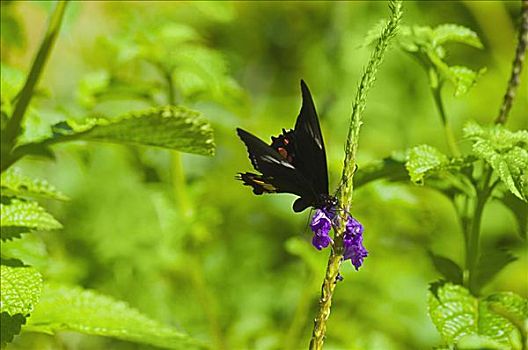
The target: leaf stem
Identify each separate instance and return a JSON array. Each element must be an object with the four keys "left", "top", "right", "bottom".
[
  {"left": 496, "top": 0, "right": 528, "bottom": 125},
  {"left": 309, "top": 1, "right": 402, "bottom": 348},
  {"left": 1, "top": 0, "right": 68, "bottom": 171},
  {"left": 431, "top": 86, "right": 461, "bottom": 157},
  {"left": 464, "top": 165, "right": 493, "bottom": 295}
]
